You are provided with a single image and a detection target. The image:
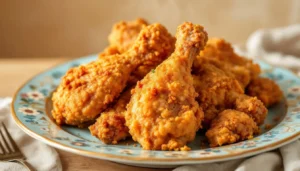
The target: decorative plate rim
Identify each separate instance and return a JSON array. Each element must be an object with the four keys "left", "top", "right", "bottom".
[{"left": 10, "top": 55, "right": 300, "bottom": 165}]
